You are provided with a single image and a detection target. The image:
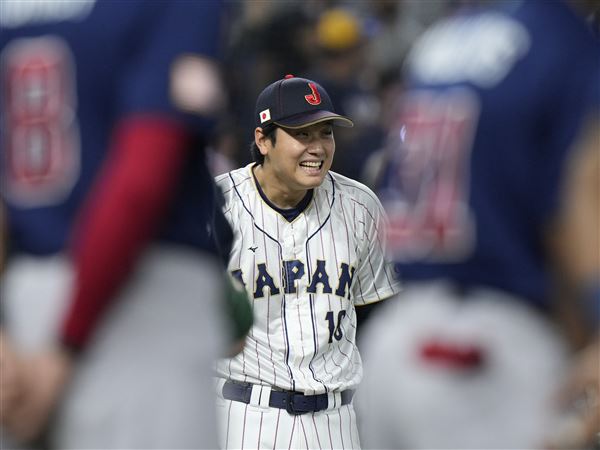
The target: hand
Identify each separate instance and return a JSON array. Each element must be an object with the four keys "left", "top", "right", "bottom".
[
  {"left": 545, "top": 335, "right": 600, "bottom": 449},
  {"left": 3, "top": 348, "right": 72, "bottom": 443},
  {"left": 0, "top": 332, "right": 25, "bottom": 423}
]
